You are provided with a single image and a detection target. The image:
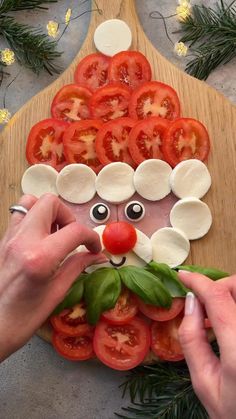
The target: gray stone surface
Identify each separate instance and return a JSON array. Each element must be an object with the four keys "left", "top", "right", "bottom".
[{"left": 0, "top": 1, "right": 235, "bottom": 419}]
